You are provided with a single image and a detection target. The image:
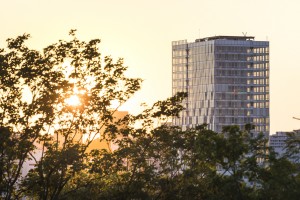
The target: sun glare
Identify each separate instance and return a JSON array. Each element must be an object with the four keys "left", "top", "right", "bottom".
[
  {"left": 61, "top": 61, "right": 97, "bottom": 107},
  {"left": 65, "top": 95, "right": 81, "bottom": 106}
]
